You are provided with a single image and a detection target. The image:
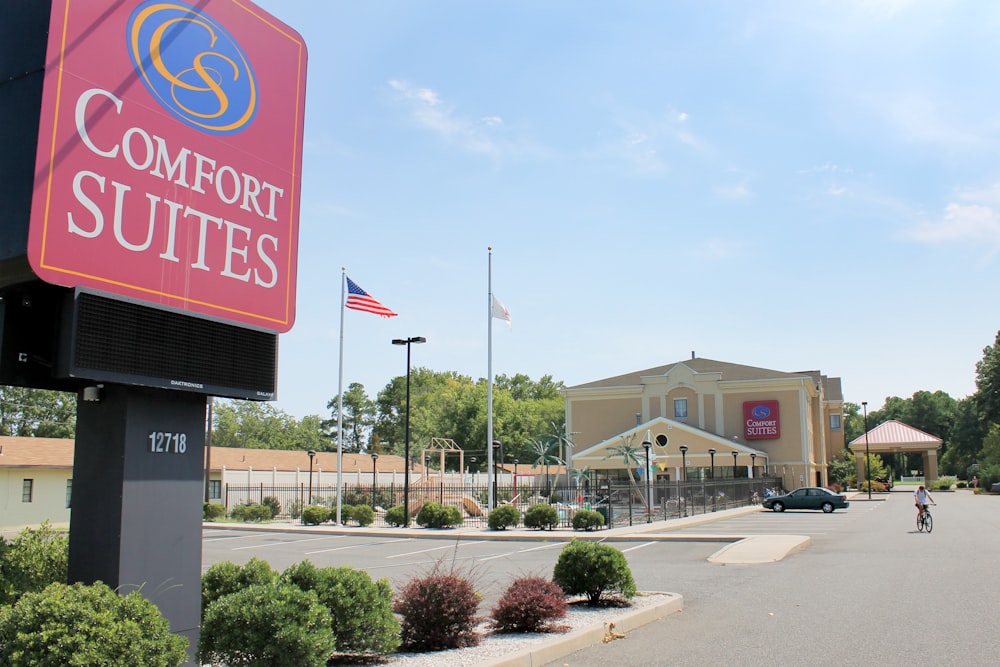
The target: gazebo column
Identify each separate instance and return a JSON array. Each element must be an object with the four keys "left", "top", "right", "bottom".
[{"left": 923, "top": 449, "right": 939, "bottom": 482}]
